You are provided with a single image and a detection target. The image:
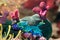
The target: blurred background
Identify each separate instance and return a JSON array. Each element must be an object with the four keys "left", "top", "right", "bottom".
[{"left": 0, "top": 0, "right": 60, "bottom": 40}]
